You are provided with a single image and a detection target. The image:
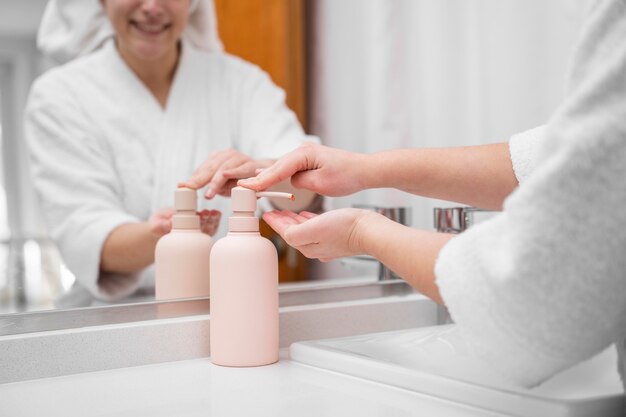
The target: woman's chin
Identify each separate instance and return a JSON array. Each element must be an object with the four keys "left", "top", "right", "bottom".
[{"left": 129, "top": 42, "right": 176, "bottom": 62}]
